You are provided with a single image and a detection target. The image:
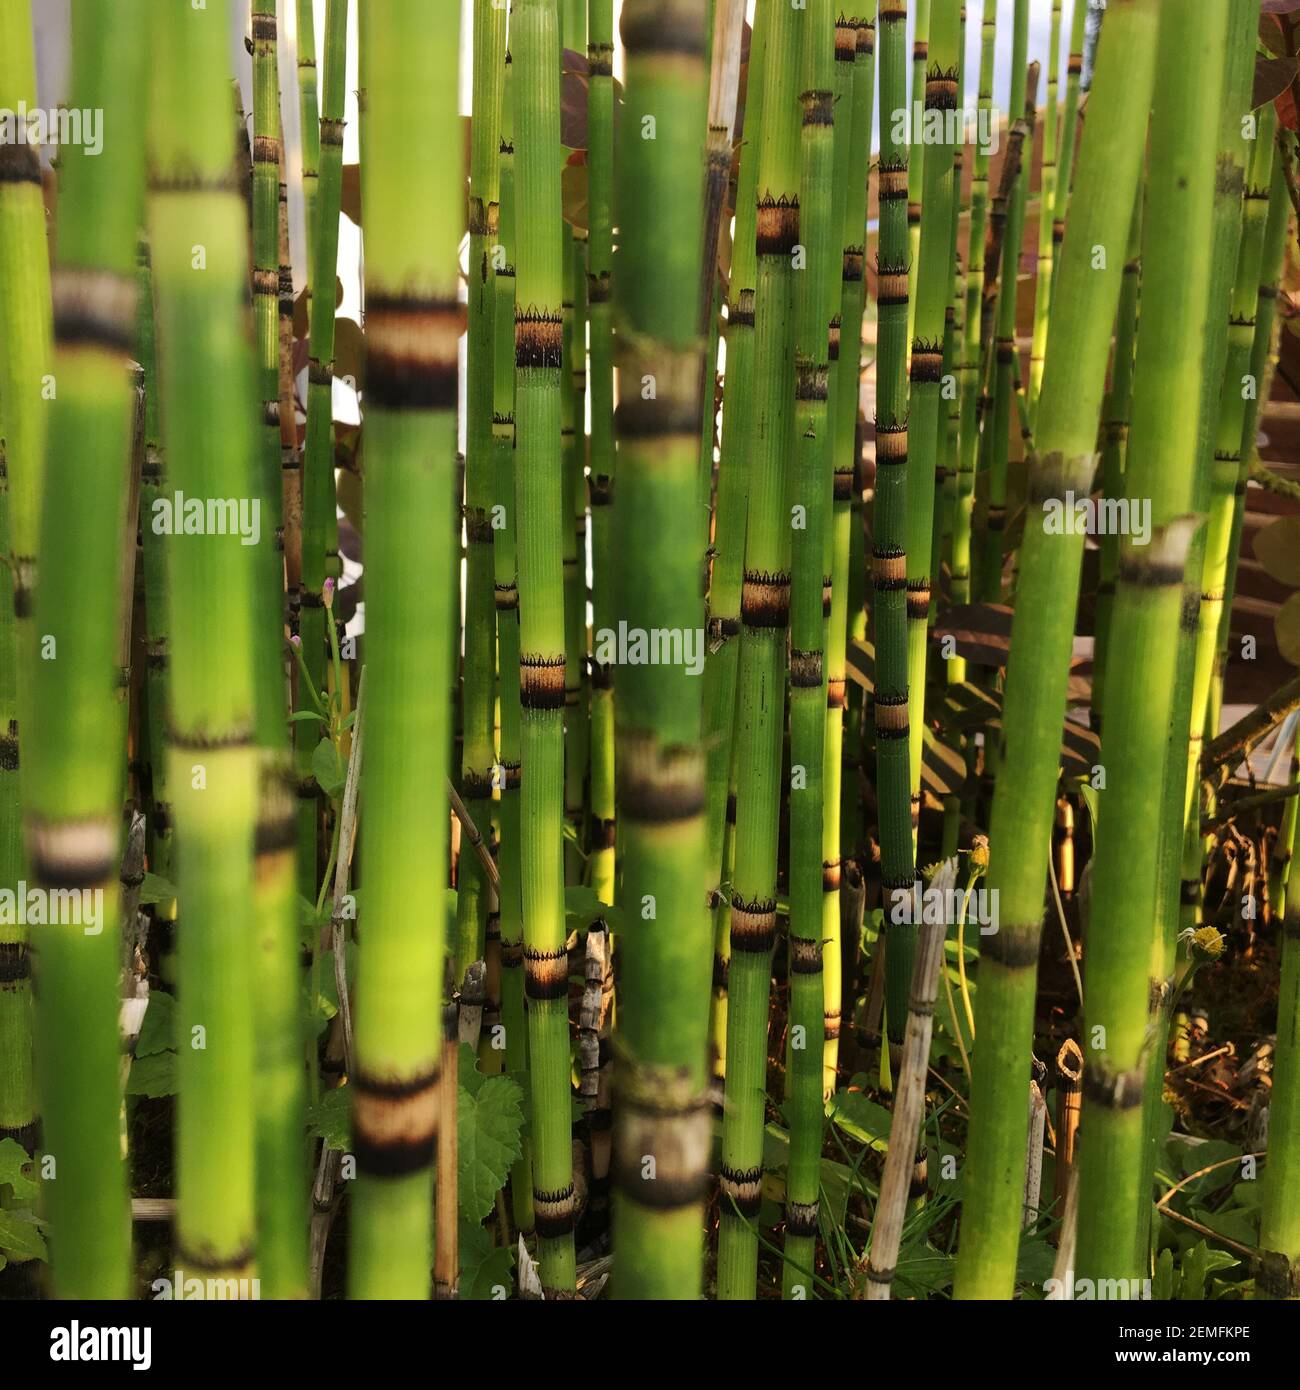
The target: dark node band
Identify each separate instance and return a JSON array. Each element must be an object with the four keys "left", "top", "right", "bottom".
[
  {"left": 365, "top": 293, "right": 461, "bottom": 410},
  {"left": 515, "top": 308, "right": 564, "bottom": 369},
  {"left": 523, "top": 945, "right": 570, "bottom": 1001},
  {"left": 519, "top": 653, "right": 567, "bottom": 709}
]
